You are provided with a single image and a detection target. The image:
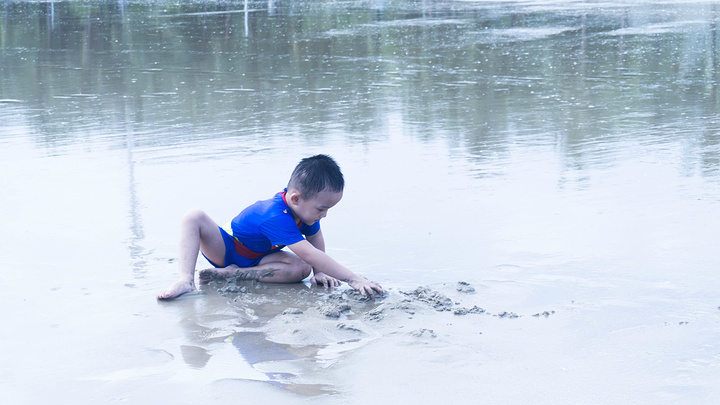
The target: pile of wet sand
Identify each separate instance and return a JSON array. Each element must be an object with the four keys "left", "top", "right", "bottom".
[
  {"left": 173, "top": 277, "right": 566, "bottom": 398},
  {"left": 209, "top": 277, "right": 557, "bottom": 346}
]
